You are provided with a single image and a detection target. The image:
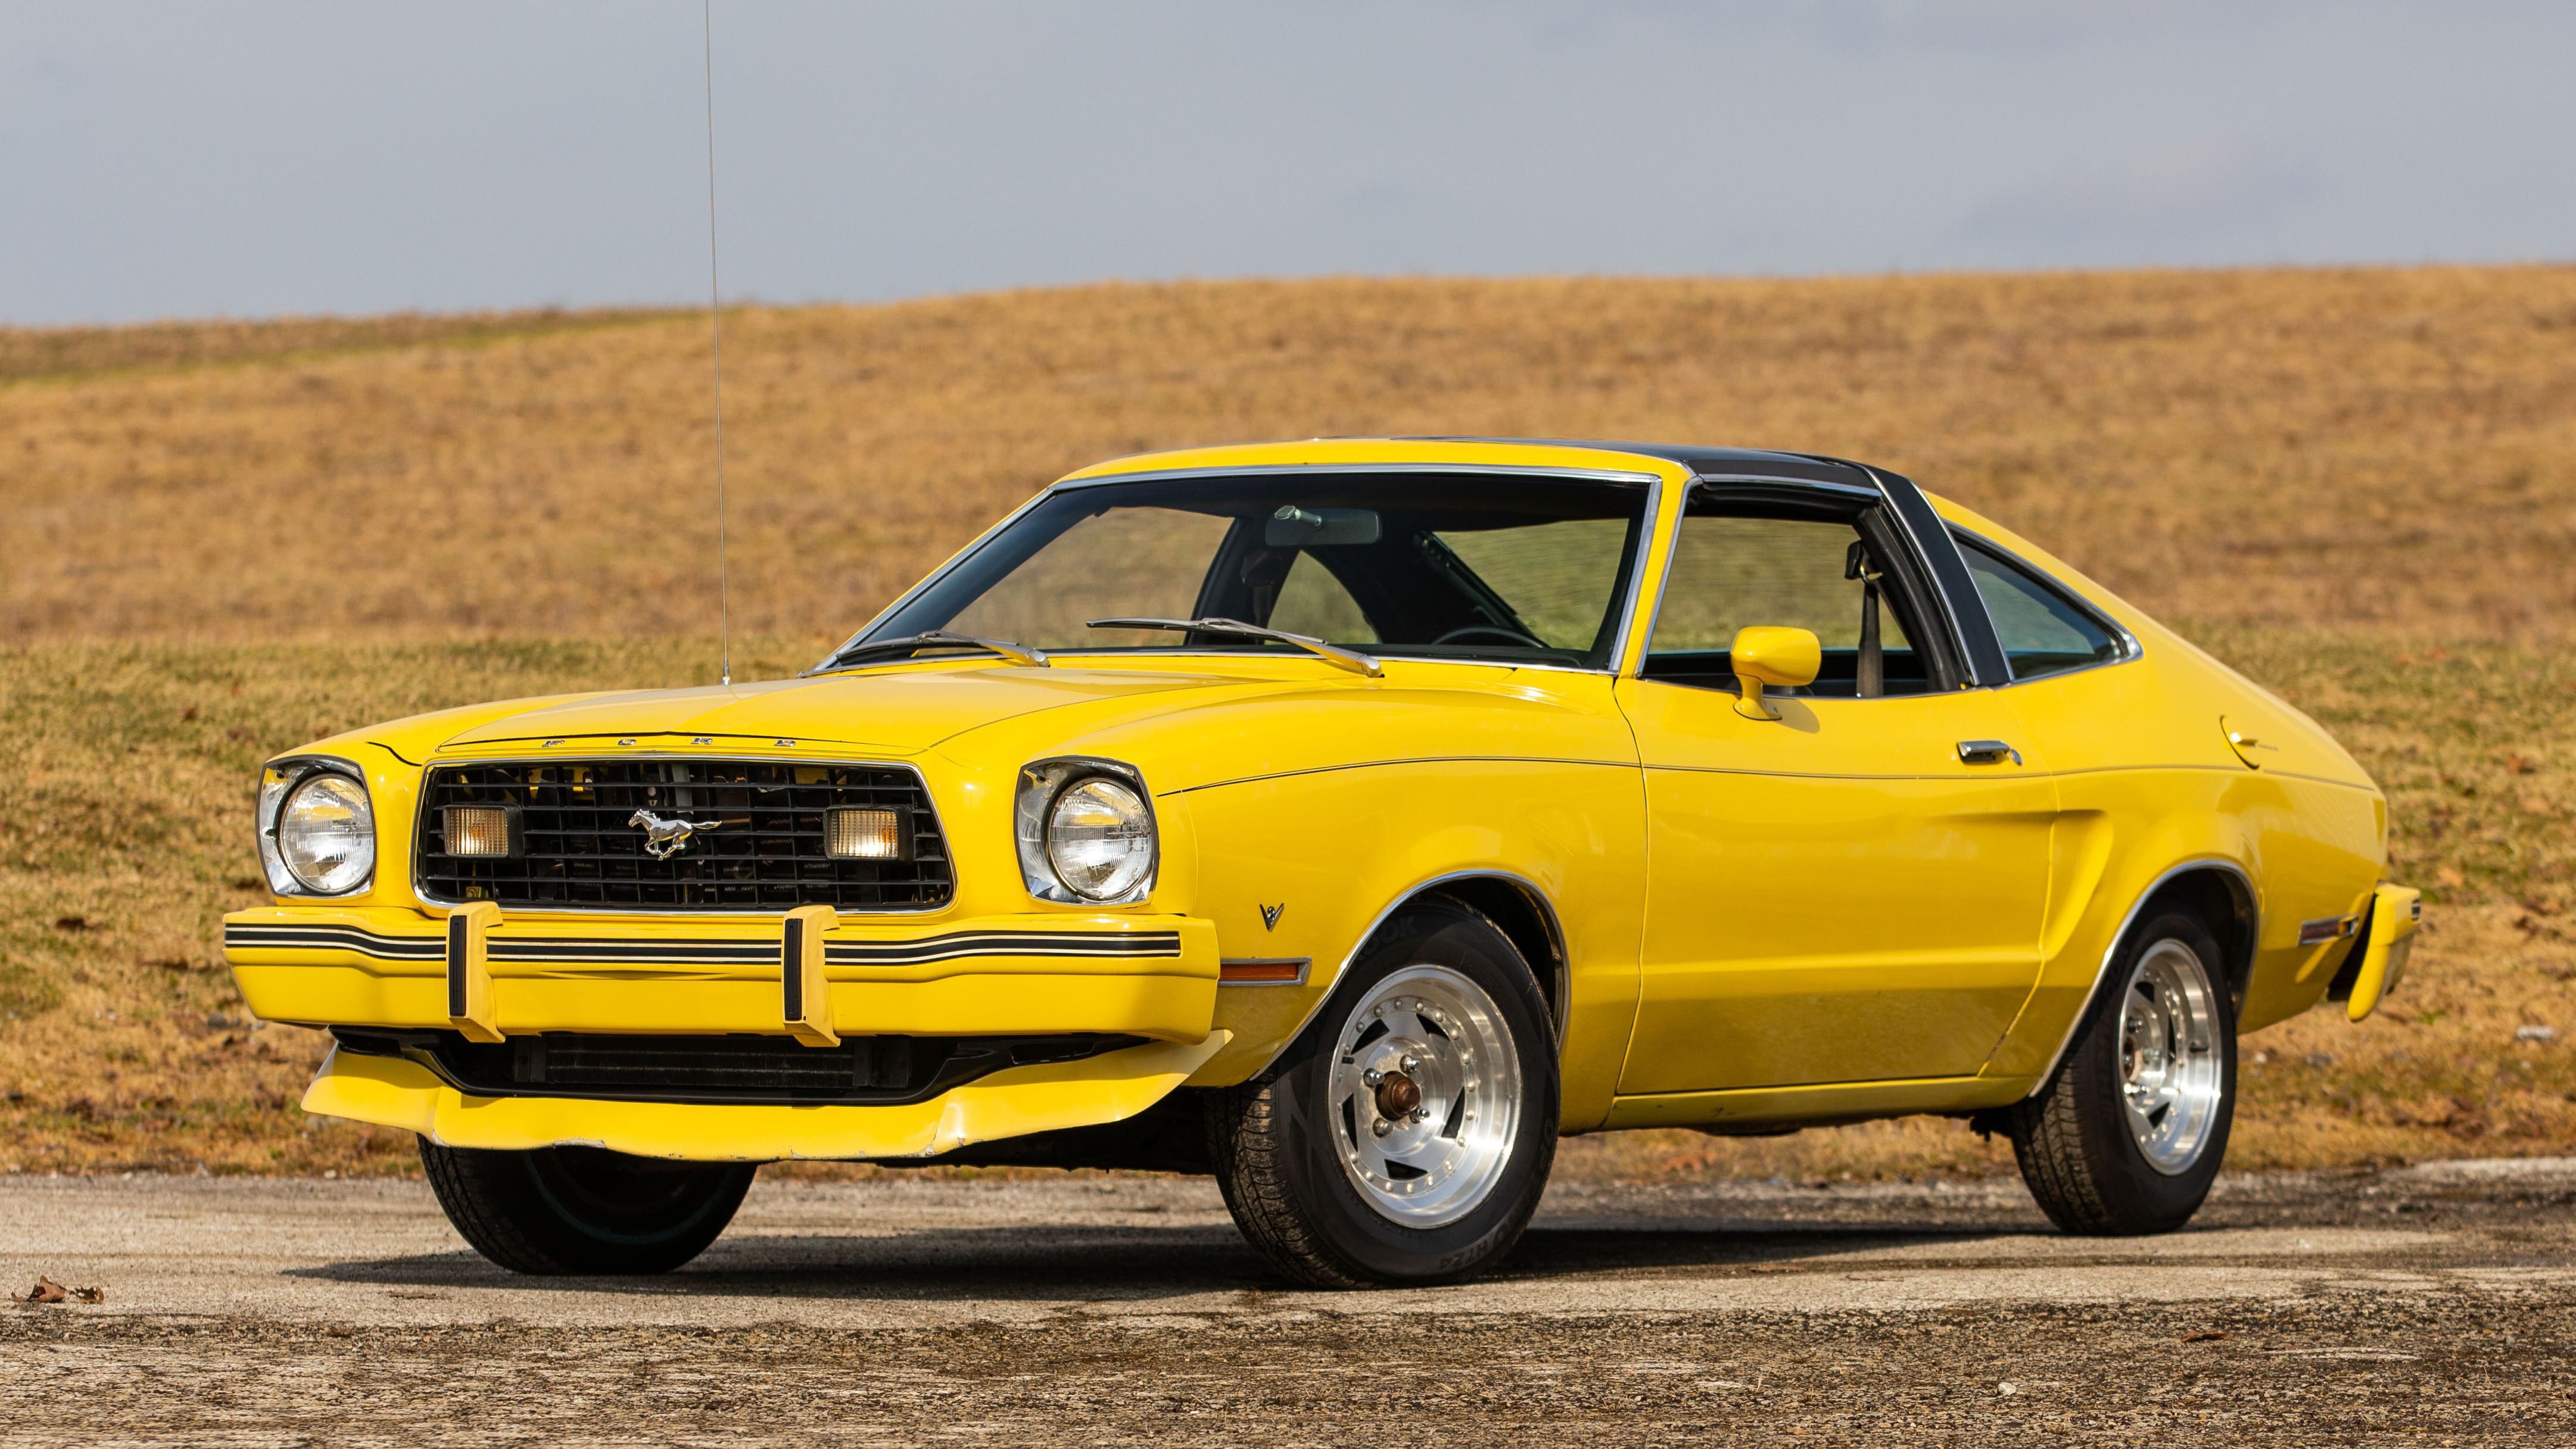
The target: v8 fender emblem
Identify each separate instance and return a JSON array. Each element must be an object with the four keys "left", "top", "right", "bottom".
[{"left": 1259, "top": 903, "right": 1285, "bottom": 931}]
